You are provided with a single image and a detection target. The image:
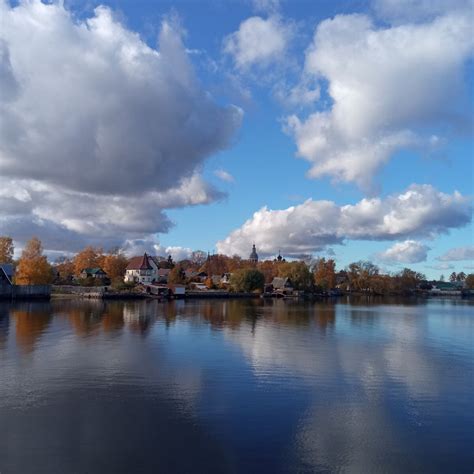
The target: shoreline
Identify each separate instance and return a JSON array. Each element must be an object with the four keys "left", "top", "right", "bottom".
[{"left": 48, "top": 291, "right": 472, "bottom": 301}]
